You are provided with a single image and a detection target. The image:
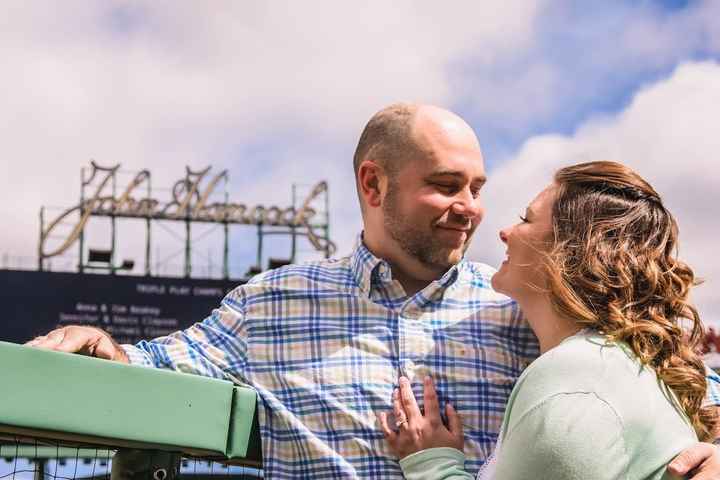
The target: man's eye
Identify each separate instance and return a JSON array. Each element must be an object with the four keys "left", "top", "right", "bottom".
[
  {"left": 435, "top": 183, "right": 458, "bottom": 193},
  {"left": 519, "top": 215, "right": 529, "bottom": 223}
]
